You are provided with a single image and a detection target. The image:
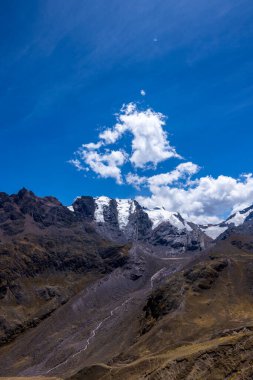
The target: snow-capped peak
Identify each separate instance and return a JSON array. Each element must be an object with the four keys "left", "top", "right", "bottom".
[
  {"left": 116, "top": 198, "right": 136, "bottom": 229},
  {"left": 200, "top": 205, "right": 253, "bottom": 239},
  {"left": 93, "top": 198, "right": 194, "bottom": 232},
  {"left": 144, "top": 207, "right": 192, "bottom": 231},
  {"left": 93, "top": 196, "right": 136, "bottom": 229},
  {"left": 94, "top": 196, "right": 111, "bottom": 223},
  {"left": 226, "top": 206, "right": 253, "bottom": 226}
]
